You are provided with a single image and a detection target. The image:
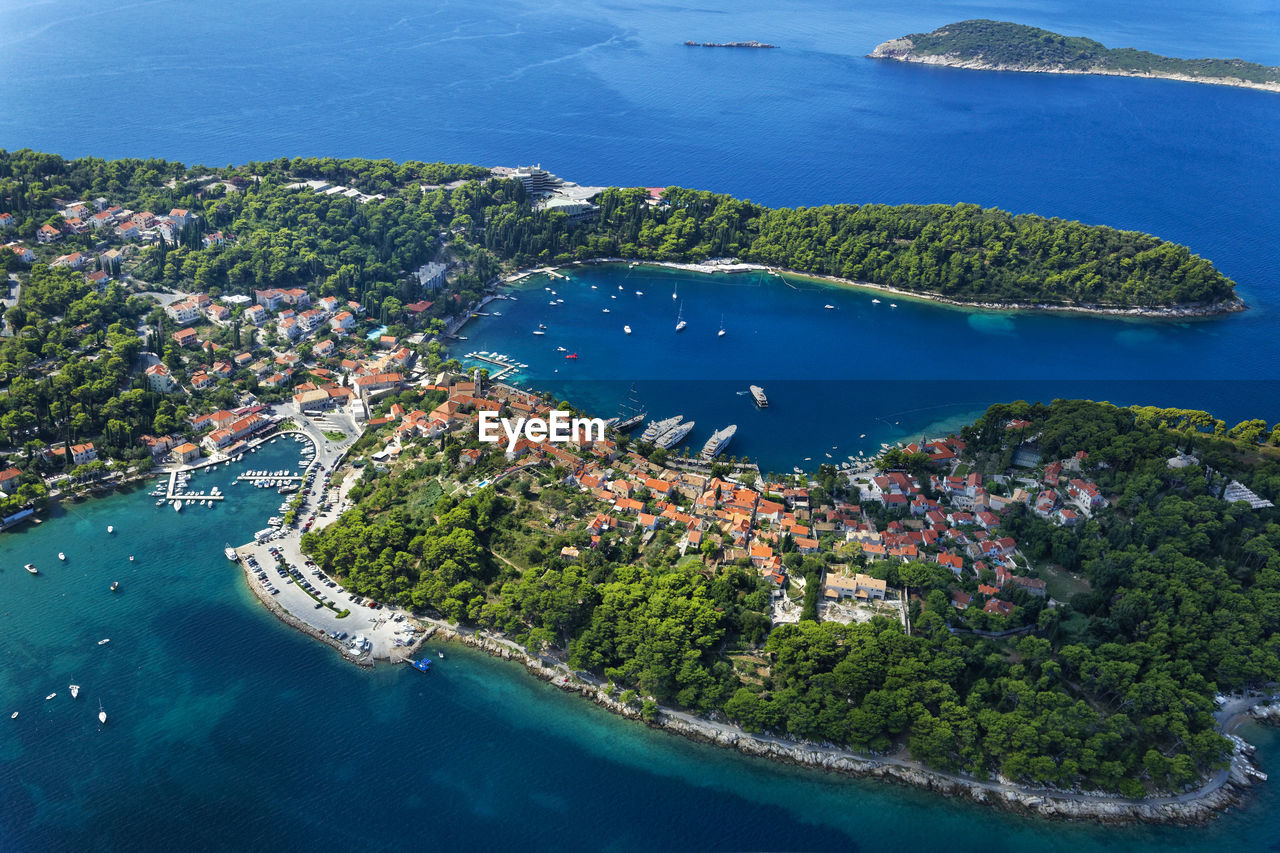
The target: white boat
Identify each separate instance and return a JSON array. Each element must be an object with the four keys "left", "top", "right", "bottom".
[
  {"left": 859, "top": 433, "right": 866, "bottom": 438},
  {"left": 823, "top": 304, "right": 835, "bottom": 309},
  {"left": 871, "top": 298, "right": 881, "bottom": 304},
  {"left": 97, "top": 638, "right": 110, "bottom": 646},
  {"left": 58, "top": 552, "right": 66, "bottom": 561},
  {"left": 675, "top": 301, "right": 687, "bottom": 333},
  {"left": 635, "top": 290, "right": 643, "bottom": 296},
  {"left": 557, "top": 346, "right": 566, "bottom": 352},
  {"left": 24, "top": 563, "right": 37, "bottom": 575},
  {"left": 45, "top": 693, "right": 56, "bottom": 701},
  {"left": 890, "top": 303, "right": 898, "bottom": 308},
  {"left": 532, "top": 330, "right": 545, "bottom": 335},
  {"left": 128, "top": 555, "right": 134, "bottom": 562},
  {"left": 174, "top": 501, "right": 183, "bottom": 512},
  {"left": 700, "top": 424, "right": 737, "bottom": 461},
  {"left": 98, "top": 701, "right": 107, "bottom": 725},
  {"left": 672, "top": 284, "right": 677, "bottom": 300},
  {"left": 749, "top": 385, "right": 768, "bottom": 408},
  {"left": 718, "top": 314, "right": 726, "bottom": 337},
  {"left": 10, "top": 712, "right": 17, "bottom": 719},
  {"left": 106, "top": 525, "right": 114, "bottom": 534},
  {"left": 602, "top": 308, "right": 610, "bottom": 313},
  {"left": 70, "top": 684, "right": 79, "bottom": 699},
  {"left": 624, "top": 325, "right": 632, "bottom": 335}
]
